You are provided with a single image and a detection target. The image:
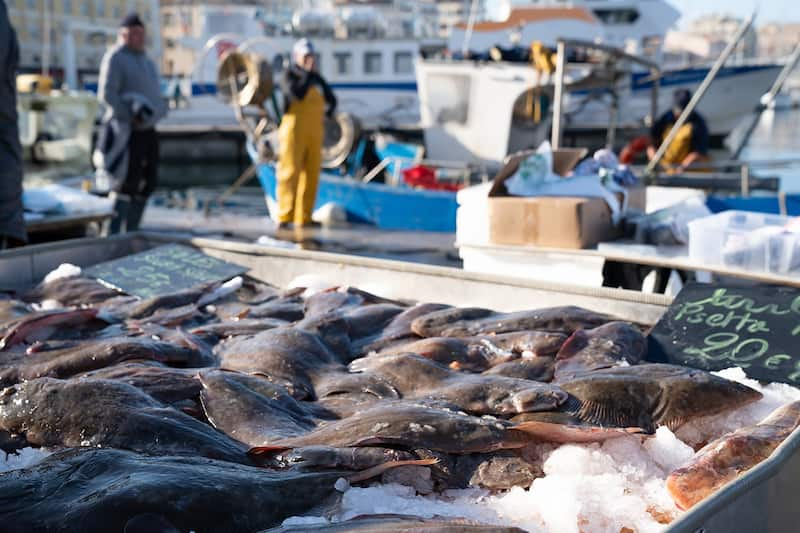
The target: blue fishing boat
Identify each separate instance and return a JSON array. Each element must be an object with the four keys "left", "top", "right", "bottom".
[{"left": 254, "top": 163, "right": 459, "bottom": 232}]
